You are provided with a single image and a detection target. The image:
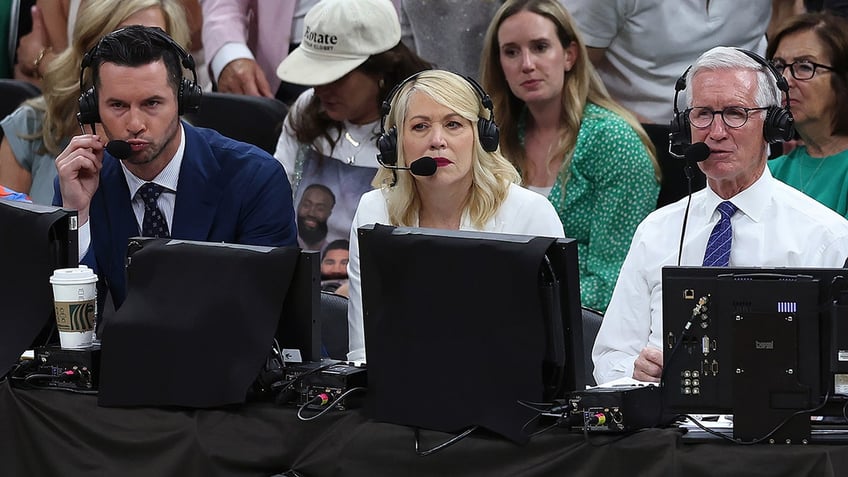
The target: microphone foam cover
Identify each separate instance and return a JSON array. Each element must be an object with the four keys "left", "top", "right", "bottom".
[
  {"left": 684, "top": 142, "right": 711, "bottom": 163},
  {"left": 105, "top": 140, "right": 132, "bottom": 160},
  {"left": 409, "top": 156, "right": 437, "bottom": 176}
]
